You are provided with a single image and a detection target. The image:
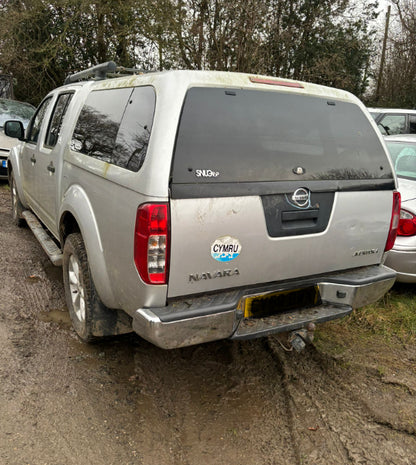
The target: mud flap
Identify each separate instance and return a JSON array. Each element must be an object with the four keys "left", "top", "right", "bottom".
[{"left": 91, "top": 303, "right": 133, "bottom": 337}]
